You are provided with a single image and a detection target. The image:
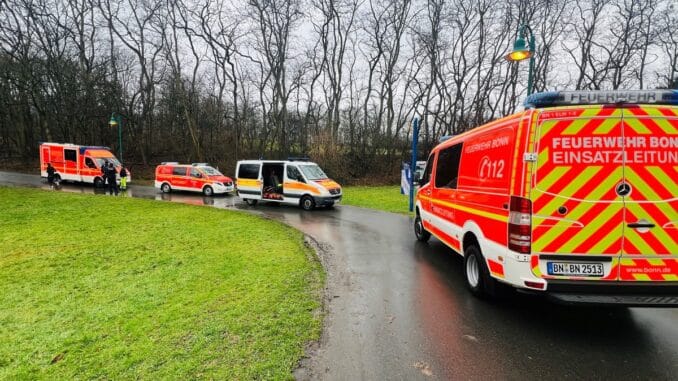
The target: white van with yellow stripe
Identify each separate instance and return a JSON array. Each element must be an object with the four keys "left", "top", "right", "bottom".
[{"left": 235, "top": 159, "right": 342, "bottom": 210}]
